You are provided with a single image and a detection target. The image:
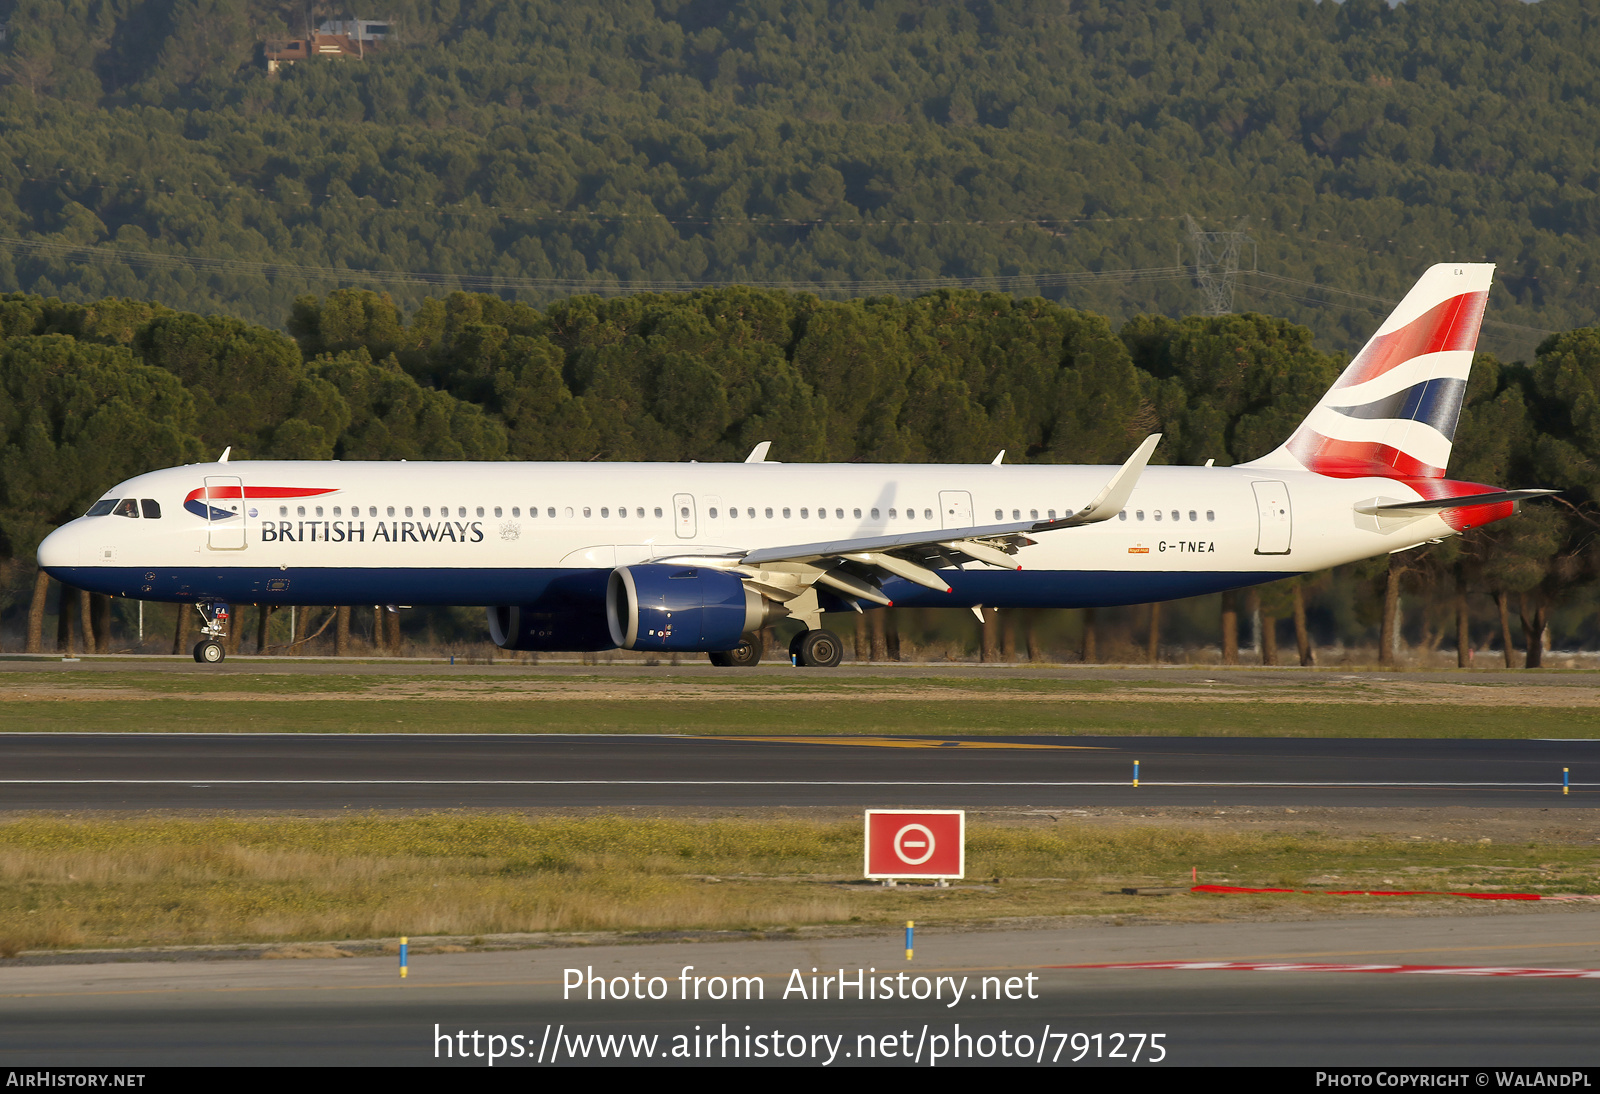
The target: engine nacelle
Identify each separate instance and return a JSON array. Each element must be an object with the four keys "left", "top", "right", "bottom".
[
  {"left": 606, "top": 564, "right": 782, "bottom": 652},
  {"left": 487, "top": 605, "right": 616, "bottom": 652}
]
